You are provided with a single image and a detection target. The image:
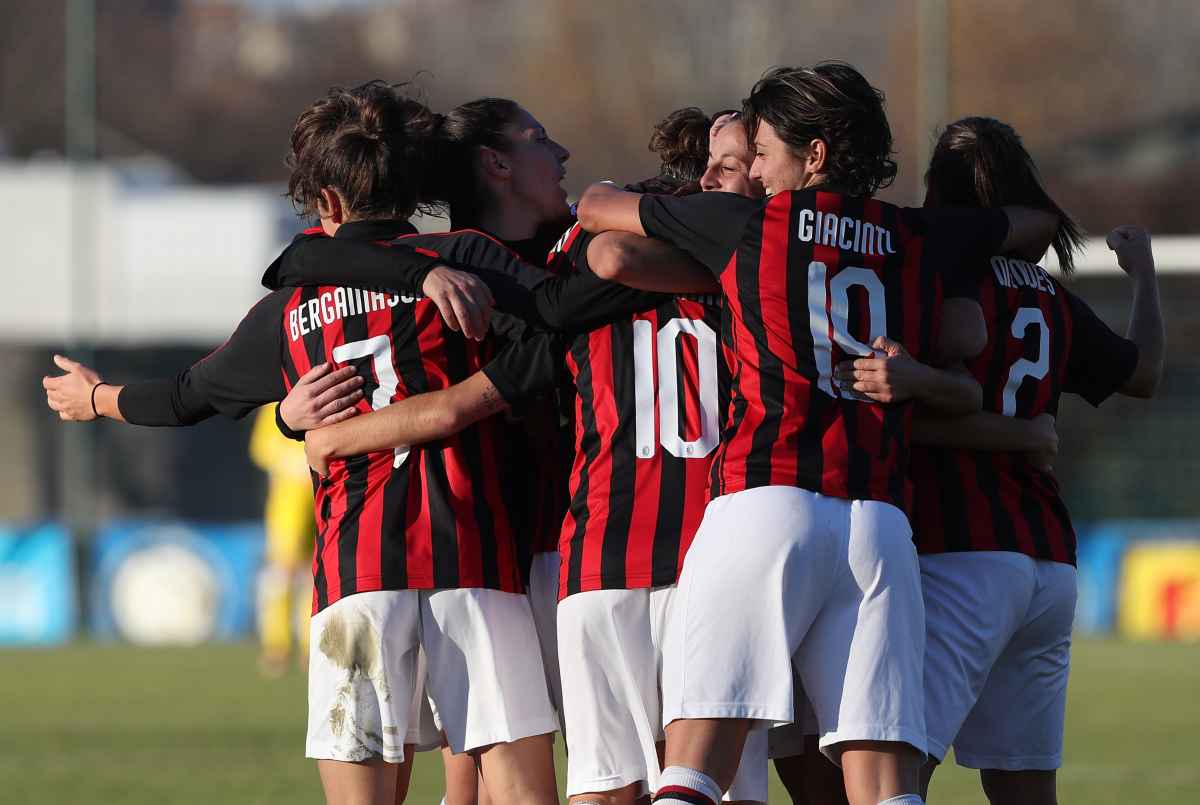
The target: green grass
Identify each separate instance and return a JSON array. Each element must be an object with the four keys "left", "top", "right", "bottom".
[{"left": 1, "top": 638, "right": 1195, "bottom": 803}]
